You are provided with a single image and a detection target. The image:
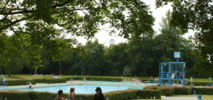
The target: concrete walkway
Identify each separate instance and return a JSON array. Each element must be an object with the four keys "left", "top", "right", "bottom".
[{"left": 161, "top": 96, "right": 198, "bottom": 100}]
